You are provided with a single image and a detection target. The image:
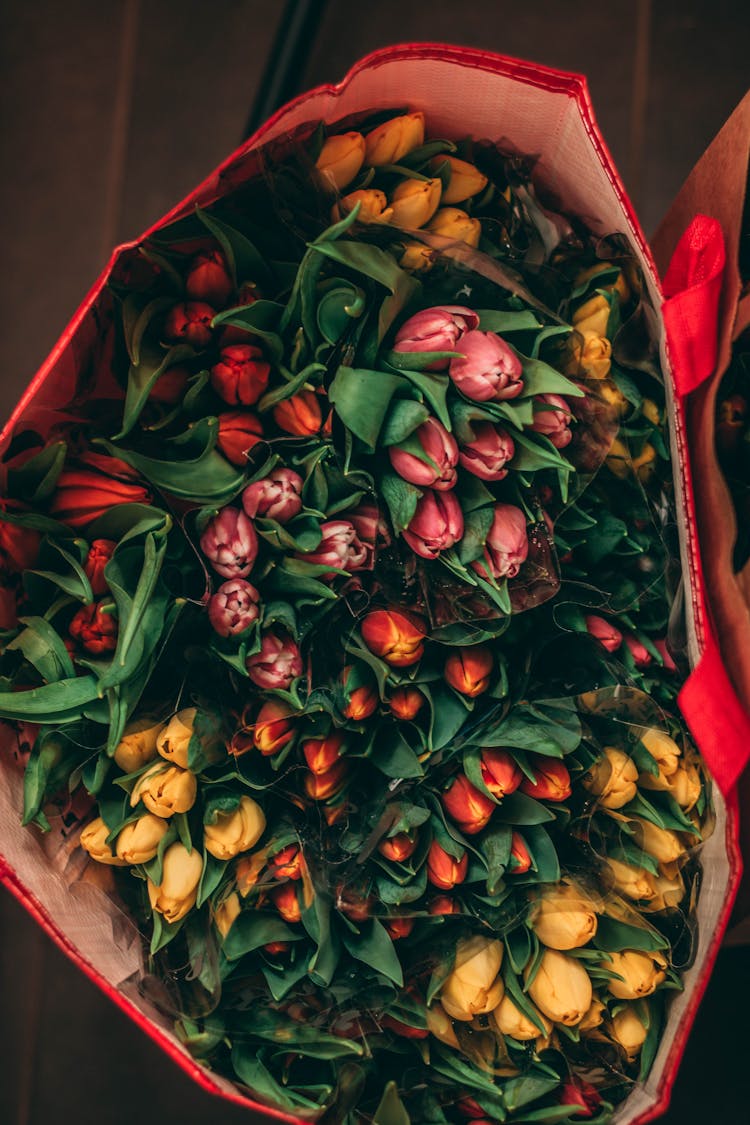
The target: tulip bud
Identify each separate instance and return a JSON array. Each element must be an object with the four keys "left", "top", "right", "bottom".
[
  {"left": 342, "top": 671, "right": 378, "bottom": 721},
  {"left": 147, "top": 842, "right": 203, "bottom": 923},
  {"left": 336, "top": 188, "right": 393, "bottom": 224},
  {"left": 531, "top": 394, "right": 574, "bottom": 449},
  {"left": 114, "top": 718, "right": 163, "bottom": 773},
  {"left": 69, "top": 602, "right": 118, "bottom": 655},
  {"left": 403, "top": 489, "right": 464, "bottom": 559},
  {"left": 624, "top": 633, "right": 652, "bottom": 669},
  {"left": 427, "top": 895, "right": 461, "bottom": 916},
  {"left": 427, "top": 840, "right": 468, "bottom": 889},
  {"left": 530, "top": 881, "right": 598, "bottom": 950},
  {"left": 379, "top": 832, "right": 418, "bottom": 863},
  {"left": 298, "top": 519, "right": 368, "bottom": 577},
  {"left": 389, "top": 685, "right": 426, "bottom": 720},
  {"left": 442, "top": 774, "right": 495, "bottom": 835},
  {"left": 361, "top": 608, "right": 425, "bottom": 667},
  {"left": 440, "top": 935, "right": 504, "bottom": 1021},
  {"left": 131, "top": 762, "right": 197, "bottom": 817},
  {"left": 638, "top": 729, "right": 681, "bottom": 782},
  {"left": 185, "top": 250, "right": 233, "bottom": 306},
  {"left": 492, "top": 994, "right": 551, "bottom": 1041},
  {"left": 565, "top": 330, "right": 612, "bottom": 380},
  {"left": 335, "top": 880, "right": 374, "bottom": 922},
  {"left": 426, "top": 1002, "right": 460, "bottom": 1048},
  {"left": 150, "top": 364, "right": 189, "bottom": 404},
  {"left": 316, "top": 131, "right": 366, "bottom": 190},
  {"left": 49, "top": 452, "right": 150, "bottom": 528},
  {"left": 164, "top": 301, "right": 215, "bottom": 348},
  {"left": 583, "top": 747, "right": 638, "bottom": 809},
  {"left": 80, "top": 817, "right": 128, "bottom": 866},
  {"left": 509, "top": 831, "right": 532, "bottom": 874},
  {"left": 211, "top": 344, "right": 270, "bottom": 407},
  {"left": 399, "top": 241, "right": 434, "bottom": 273},
  {"left": 654, "top": 637, "right": 678, "bottom": 673},
  {"left": 270, "top": 844, "right": 304, "bottom": 880},
  {"left": 480, "top": 748, "right": 522, "bottom": 798},
  {"left": 156, "top": 708, "right": 198, "bottom": 770},
  {"left": 559, "top": 1078, "right": 602, "bottom": 1118},
  {"left": 610, "top": 1004, "right": 648, "bottom": 1061},
  {"left": 433, "top": 156, "right": 488, "bottom": 204},
  {"left": 603, "top": 857, "right": 658, "bottom": 903},
  {"left": 115, "top": 813, "right": 168, "bottom": 864},
  {"left": 633, "top": 817, "right": 684, "bottom": 865},
  {"left": 389, "top": 417, "right": 459, "bottom": 491},
  {"left": 573, "top": 294, "right": 611, "bottom": 337},
  {"left": 597, "top": 379, "right": 629, "bottom": 418},
  {"left": 0, "top": 518, "right": 41, "bottom": 573},
  {"left": 207, "top": 578, "right": 260, "bottom": 637},
  {"left": 242, "top": 468, "right": 304, "bottom": 522},
  {"left": 216, "top": 412, "right": 264, "bottom": 466},
  {"left": 579, "top": 997, "right": 606, "bottom": 1032},
  {"left": 444, "top": 645, "right": 493, "bottom": 697},
  {"left": 204, "top": 795, "right": 266, "bottom": 860},
  {"left": 389, "top": 177, "right": 442, "bottom": 229},
  {"left": 471, "top": 503, "right": 529, "bottom": 580},
  {"left": 665, "top": 763, "right": 701, "bottom": 810},
  {"left": 364, "top": 112, "right": 425, "bottom": 166},
  {"left": 384, "top": 916, "right": 414, "bottom": 940},
  {"left": 83, "top": 539, "right": 116, "bottom": 596},
  {"left": 606, "top": 949, "right": 667, "bottom": 1000},
  {"left": 215, "top": 891, "right": 241, "bottom": 938},
  {"left": 519, "top": 756, "right": 572, "bottom": 802},
  {"left": 458, "top": 422, "right": 515, "bottom": 481},
  {"left": 302, "top": 732, "right": 344, "bottom": 775},
  {"left": 272, "top": 389, "right": 323, "bottom": 435},
  {"left": 527, "top": 949, "right": 593, "bottom": 1025},
  {"left": 641, "top": 868, "right": 685, "bottom": 912},
  {"left": 393, "top": 305, "right": 478, "bottom": 370},
  {"left": 585, "top": 614, "right": 622, "bottom": 653},
  {"left": 305, "top": 758, "right": 348, "bottom": 801},
  {"left": 427, "top": 206, "right": 481, "bottom": 247},
  {"left": 449, "top": 330, "right": 524, "bottom": 402},
  {"left": 246, "top": 631, "right": 302, "bottom": 690},
  {"left": 200, "top": 508, "right": 258, "bottom": 579},
  {"left": 254, "top": 700, "right": 296, "bottom": 755}
]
